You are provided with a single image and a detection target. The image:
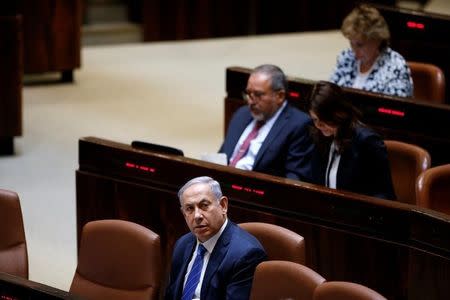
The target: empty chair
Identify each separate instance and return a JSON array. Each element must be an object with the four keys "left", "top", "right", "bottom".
[
  {"left": 314, "top": 281, "right": 387, "bottom": 300},
  {"left": 384, "top": 140, "right": 431, "bottom": 205},
  {"left": 407, "top": 61, "right": 445, "bottom": 104},
  {"left": 250, "top": 260, "right": 325, "bottom": 300},
  {"left": 0, "top": 189, "right": 28, "bottom": 279},
  {"left": 239, "top": 222, "right": 305, "bottom": 264},
  {"left": 70, "top": 219, "right": 162, "bottom": 300},
  {"left": 416, "top": 164, "right": 450, "bottom": 215}
]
